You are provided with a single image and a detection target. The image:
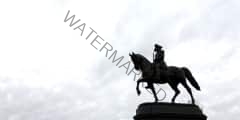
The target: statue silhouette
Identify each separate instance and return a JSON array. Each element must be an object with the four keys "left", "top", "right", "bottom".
[{"left": 129, "top": 50, "right": 200, "bottom": 104}]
